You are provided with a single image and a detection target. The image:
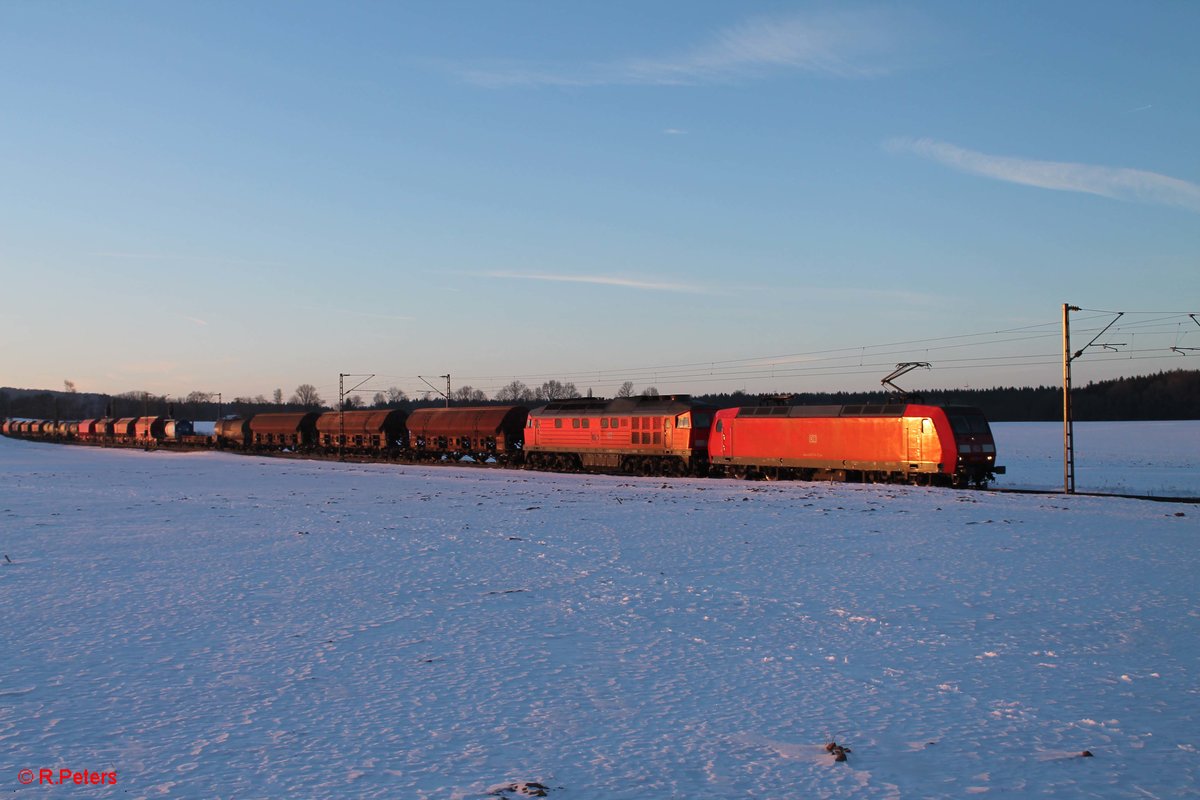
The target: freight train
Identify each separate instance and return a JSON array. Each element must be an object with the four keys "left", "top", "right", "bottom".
[{"left": 2, "top": 395, "right": 1004, "bottom": 488}]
